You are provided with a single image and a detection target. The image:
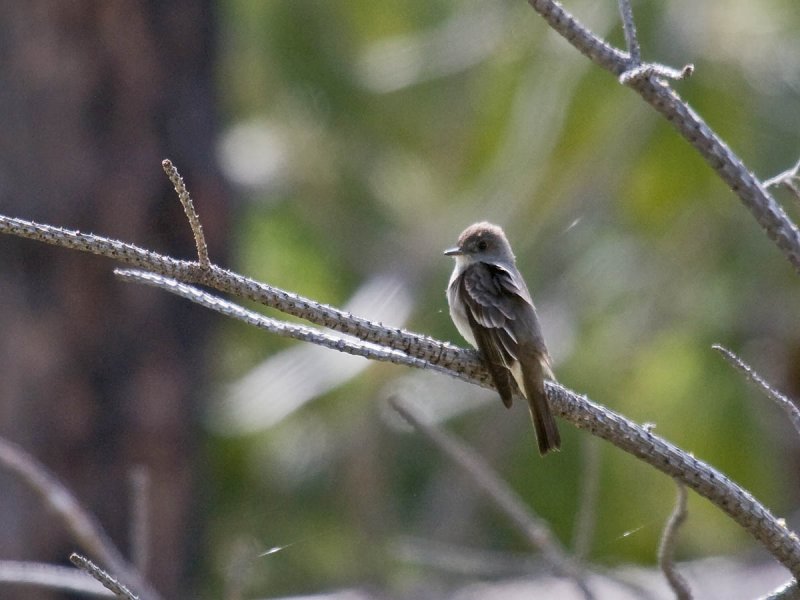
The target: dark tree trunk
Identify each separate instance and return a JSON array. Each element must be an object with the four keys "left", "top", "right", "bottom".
[{"left": 0, "top": 2, "right": 227, "bottom": 597}]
